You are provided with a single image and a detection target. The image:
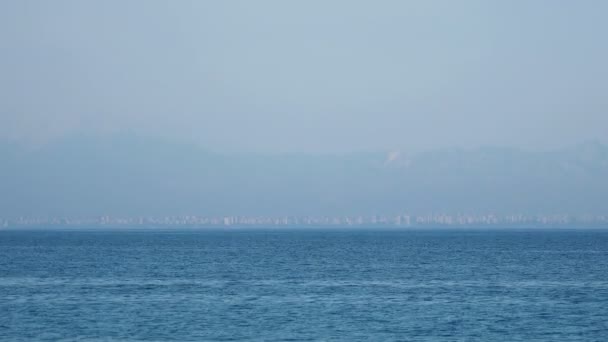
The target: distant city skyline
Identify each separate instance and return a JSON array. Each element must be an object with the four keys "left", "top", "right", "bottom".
[{"left": 4, "top": 213, "right": 608, "bottom": 229}]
